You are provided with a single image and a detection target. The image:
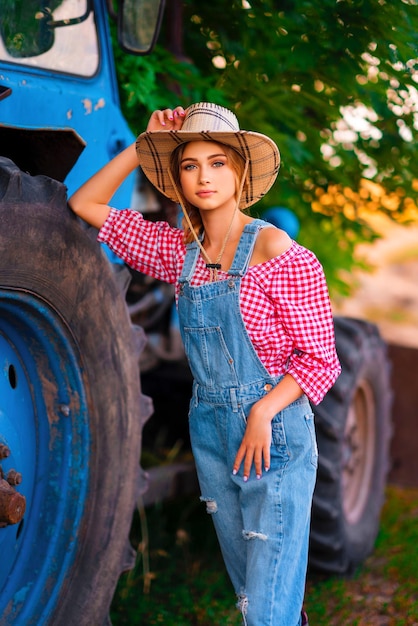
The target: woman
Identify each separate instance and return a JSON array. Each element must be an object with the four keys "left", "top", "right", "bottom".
[{"left": 69, "top": 102, "right": 341, "bottom": 626}]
